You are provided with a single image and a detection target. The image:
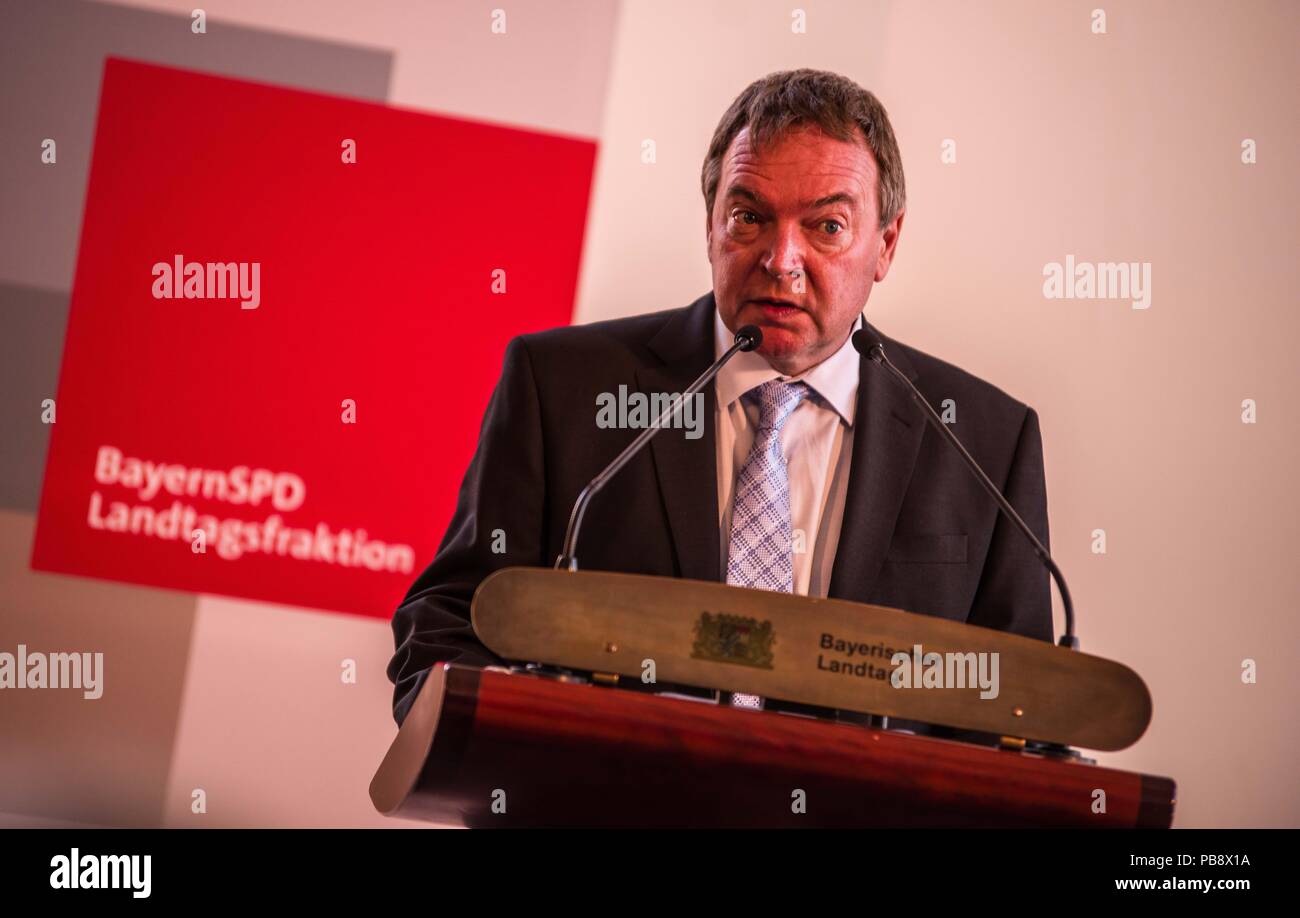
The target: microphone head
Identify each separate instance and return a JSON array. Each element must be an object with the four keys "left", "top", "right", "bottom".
[
  {"left": 734, "top": 324, "right": 763, "bottom": 352},
  {"left": 851, "top": 328, "right": 884, "bottom": 361}
]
